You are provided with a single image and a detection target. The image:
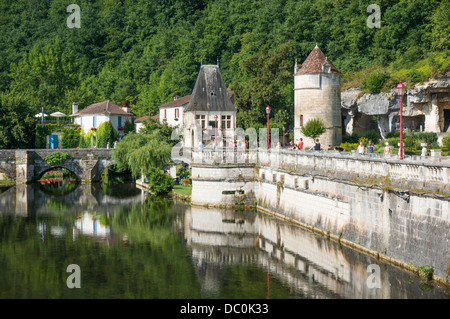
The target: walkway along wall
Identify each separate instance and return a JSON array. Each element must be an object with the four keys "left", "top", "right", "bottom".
[{"left": 189, "top": 149, "right": 450, "bottom": 282}]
